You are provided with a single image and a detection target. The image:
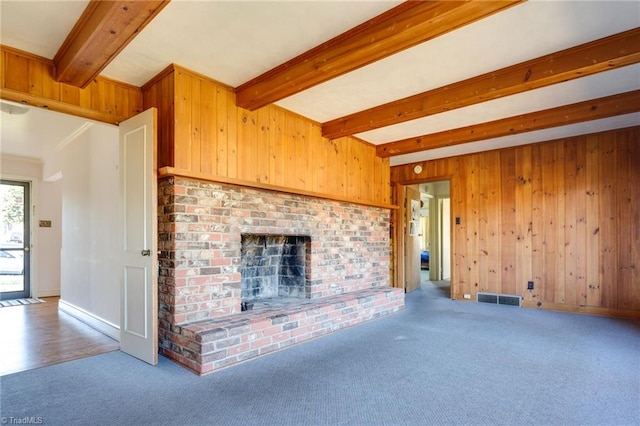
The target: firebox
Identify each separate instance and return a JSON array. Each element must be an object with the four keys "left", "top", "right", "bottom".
[{"left": 240, "top": 235, "right": 309, "bottom": 305}]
